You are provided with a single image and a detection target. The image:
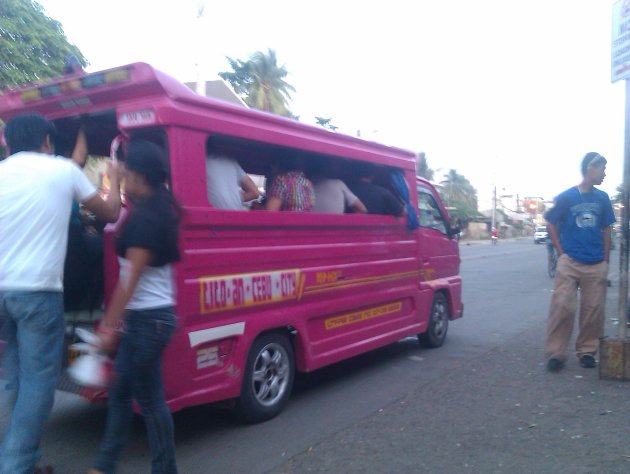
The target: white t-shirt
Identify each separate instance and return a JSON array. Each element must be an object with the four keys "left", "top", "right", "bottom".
[
  {"left": 206, "top": 155, "right": 247, "bottom": 210},
  {"left": 0, "top": 152, "right": 97, "bottom": 291},
  {"left": 312, "top": 178, "right": 359, "bottom": 214},
  {"left": 118, "top": 257, "right": 175, "bottom": 310}
]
